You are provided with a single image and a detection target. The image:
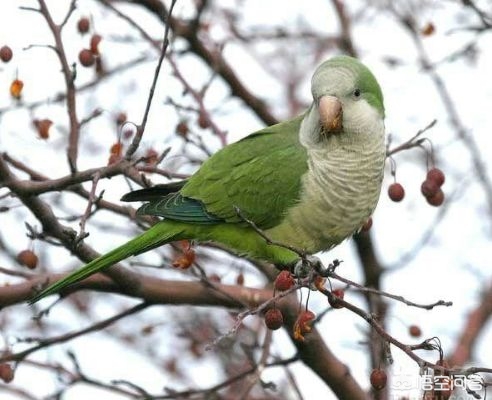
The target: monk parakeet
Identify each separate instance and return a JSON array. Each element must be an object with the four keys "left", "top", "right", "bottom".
[{"left": 30, "top": 55, "right": 385, "bottom": 303}]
